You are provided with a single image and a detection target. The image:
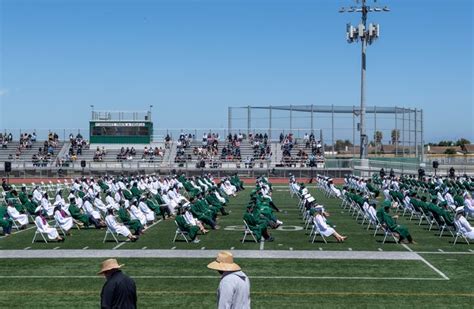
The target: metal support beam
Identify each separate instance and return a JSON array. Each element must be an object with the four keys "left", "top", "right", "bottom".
[
  {"left": 395, "top": 107, "right": 398, "bottom": 157},
  {"left": 247, "top": 106, "right": 251, "bottom": 136},
  {"left": 269, "top": 105, "right": 272, "bottom": 140},
  {"left": 289, "top": 105, "right": 293, "bottom": 132},
  {"left": 228, "top": 107, "right": 232, "bottom": 135},
  {"left": 331, "top": 104, "right": 335, "bottom": 153},
  {"left": 415, "top": 109, "right": 418, "bottom": 159}
]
